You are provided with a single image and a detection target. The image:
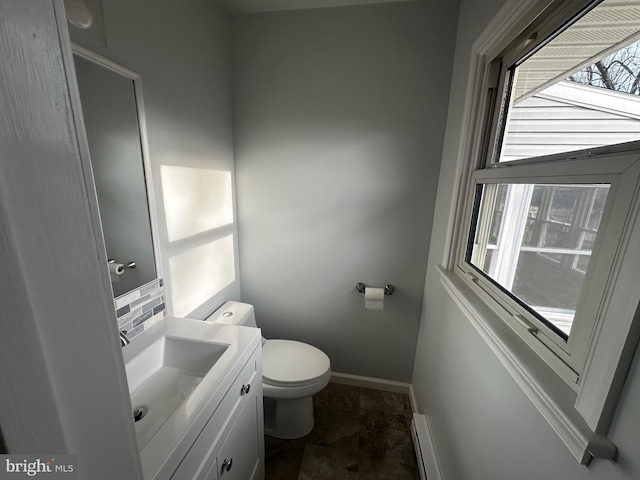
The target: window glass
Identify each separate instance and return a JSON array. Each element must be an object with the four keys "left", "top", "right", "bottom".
[
  {"left": 468, "top": 183, "right": 611, "bottom": 338},
  {"left": 169, "top": 235, "right": 235, "bottom": 317},
  {"left": 497, "top": 0, "right": 640, "bottom": 163}
]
